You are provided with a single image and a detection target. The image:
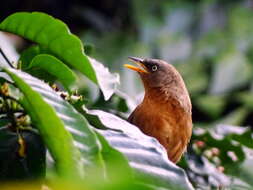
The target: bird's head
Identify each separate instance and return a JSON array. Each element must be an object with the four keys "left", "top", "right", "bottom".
[{"left": 124, "top": 56, "right": 181, "bottom": 90}]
